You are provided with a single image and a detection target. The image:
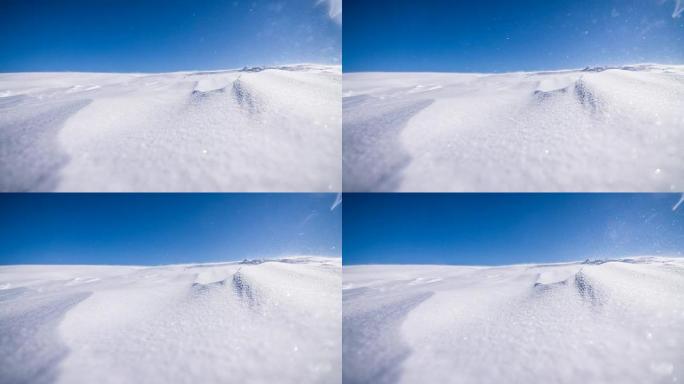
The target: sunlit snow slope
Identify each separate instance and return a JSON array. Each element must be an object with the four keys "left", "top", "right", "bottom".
[
  {"left": 0, "top": 256, "right": 341, "bottom": 384},
  {"left": 343, "top": 257, "right": 684, "bottom": 384},
  {"left": 343, "top": 64, "right": 684, "bottom": 192},
  {"left": 0, "top": 64, "right": 341, "bottom": 192}
]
